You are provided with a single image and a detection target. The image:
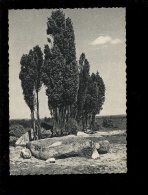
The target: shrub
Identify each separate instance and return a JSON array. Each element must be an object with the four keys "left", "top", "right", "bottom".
[
  {"left": 91, "top": 122, "right": 100, "bottom": 131},
  {"left": 9, "top": 119, "right": 31, "bottom": 128},
  {"left": 102, "top": 118, "right": 113, "bottom": 128},
  {"left": 65, "top": 118, "right": 79, "bottom": 135},
  {"left": 9, "top": 124, "right": 26, "bottom": 138},
  {"left": 48, "top": 118, "right": 79, "bottom": 137},
  {"left": 9, "top": 136, "right": 17, "bottom": 146}
]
